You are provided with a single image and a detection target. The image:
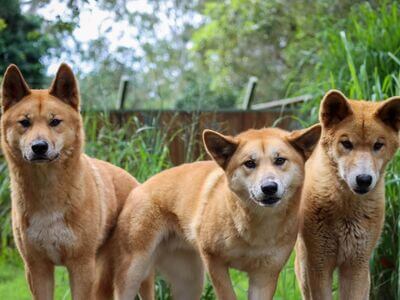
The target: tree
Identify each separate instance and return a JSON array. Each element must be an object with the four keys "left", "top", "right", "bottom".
[
  {"left": 0, "top": 0, "right": 58, "bottom": 87},
  {"left": 191, "top": 0, "right": 364, "bottom": 103},
  {"left": 11, "top": 0, "right": 373, "bottom": 109}
]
